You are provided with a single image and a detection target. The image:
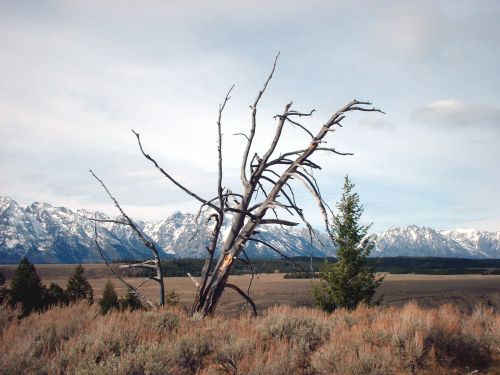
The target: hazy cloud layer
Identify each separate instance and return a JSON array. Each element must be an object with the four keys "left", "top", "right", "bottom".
[
  {"left": 1, "top": 0, "right": 499, "bottom": 231},
  {"left": 412, "top": 100, "right": 500, "bottom": 131}
]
